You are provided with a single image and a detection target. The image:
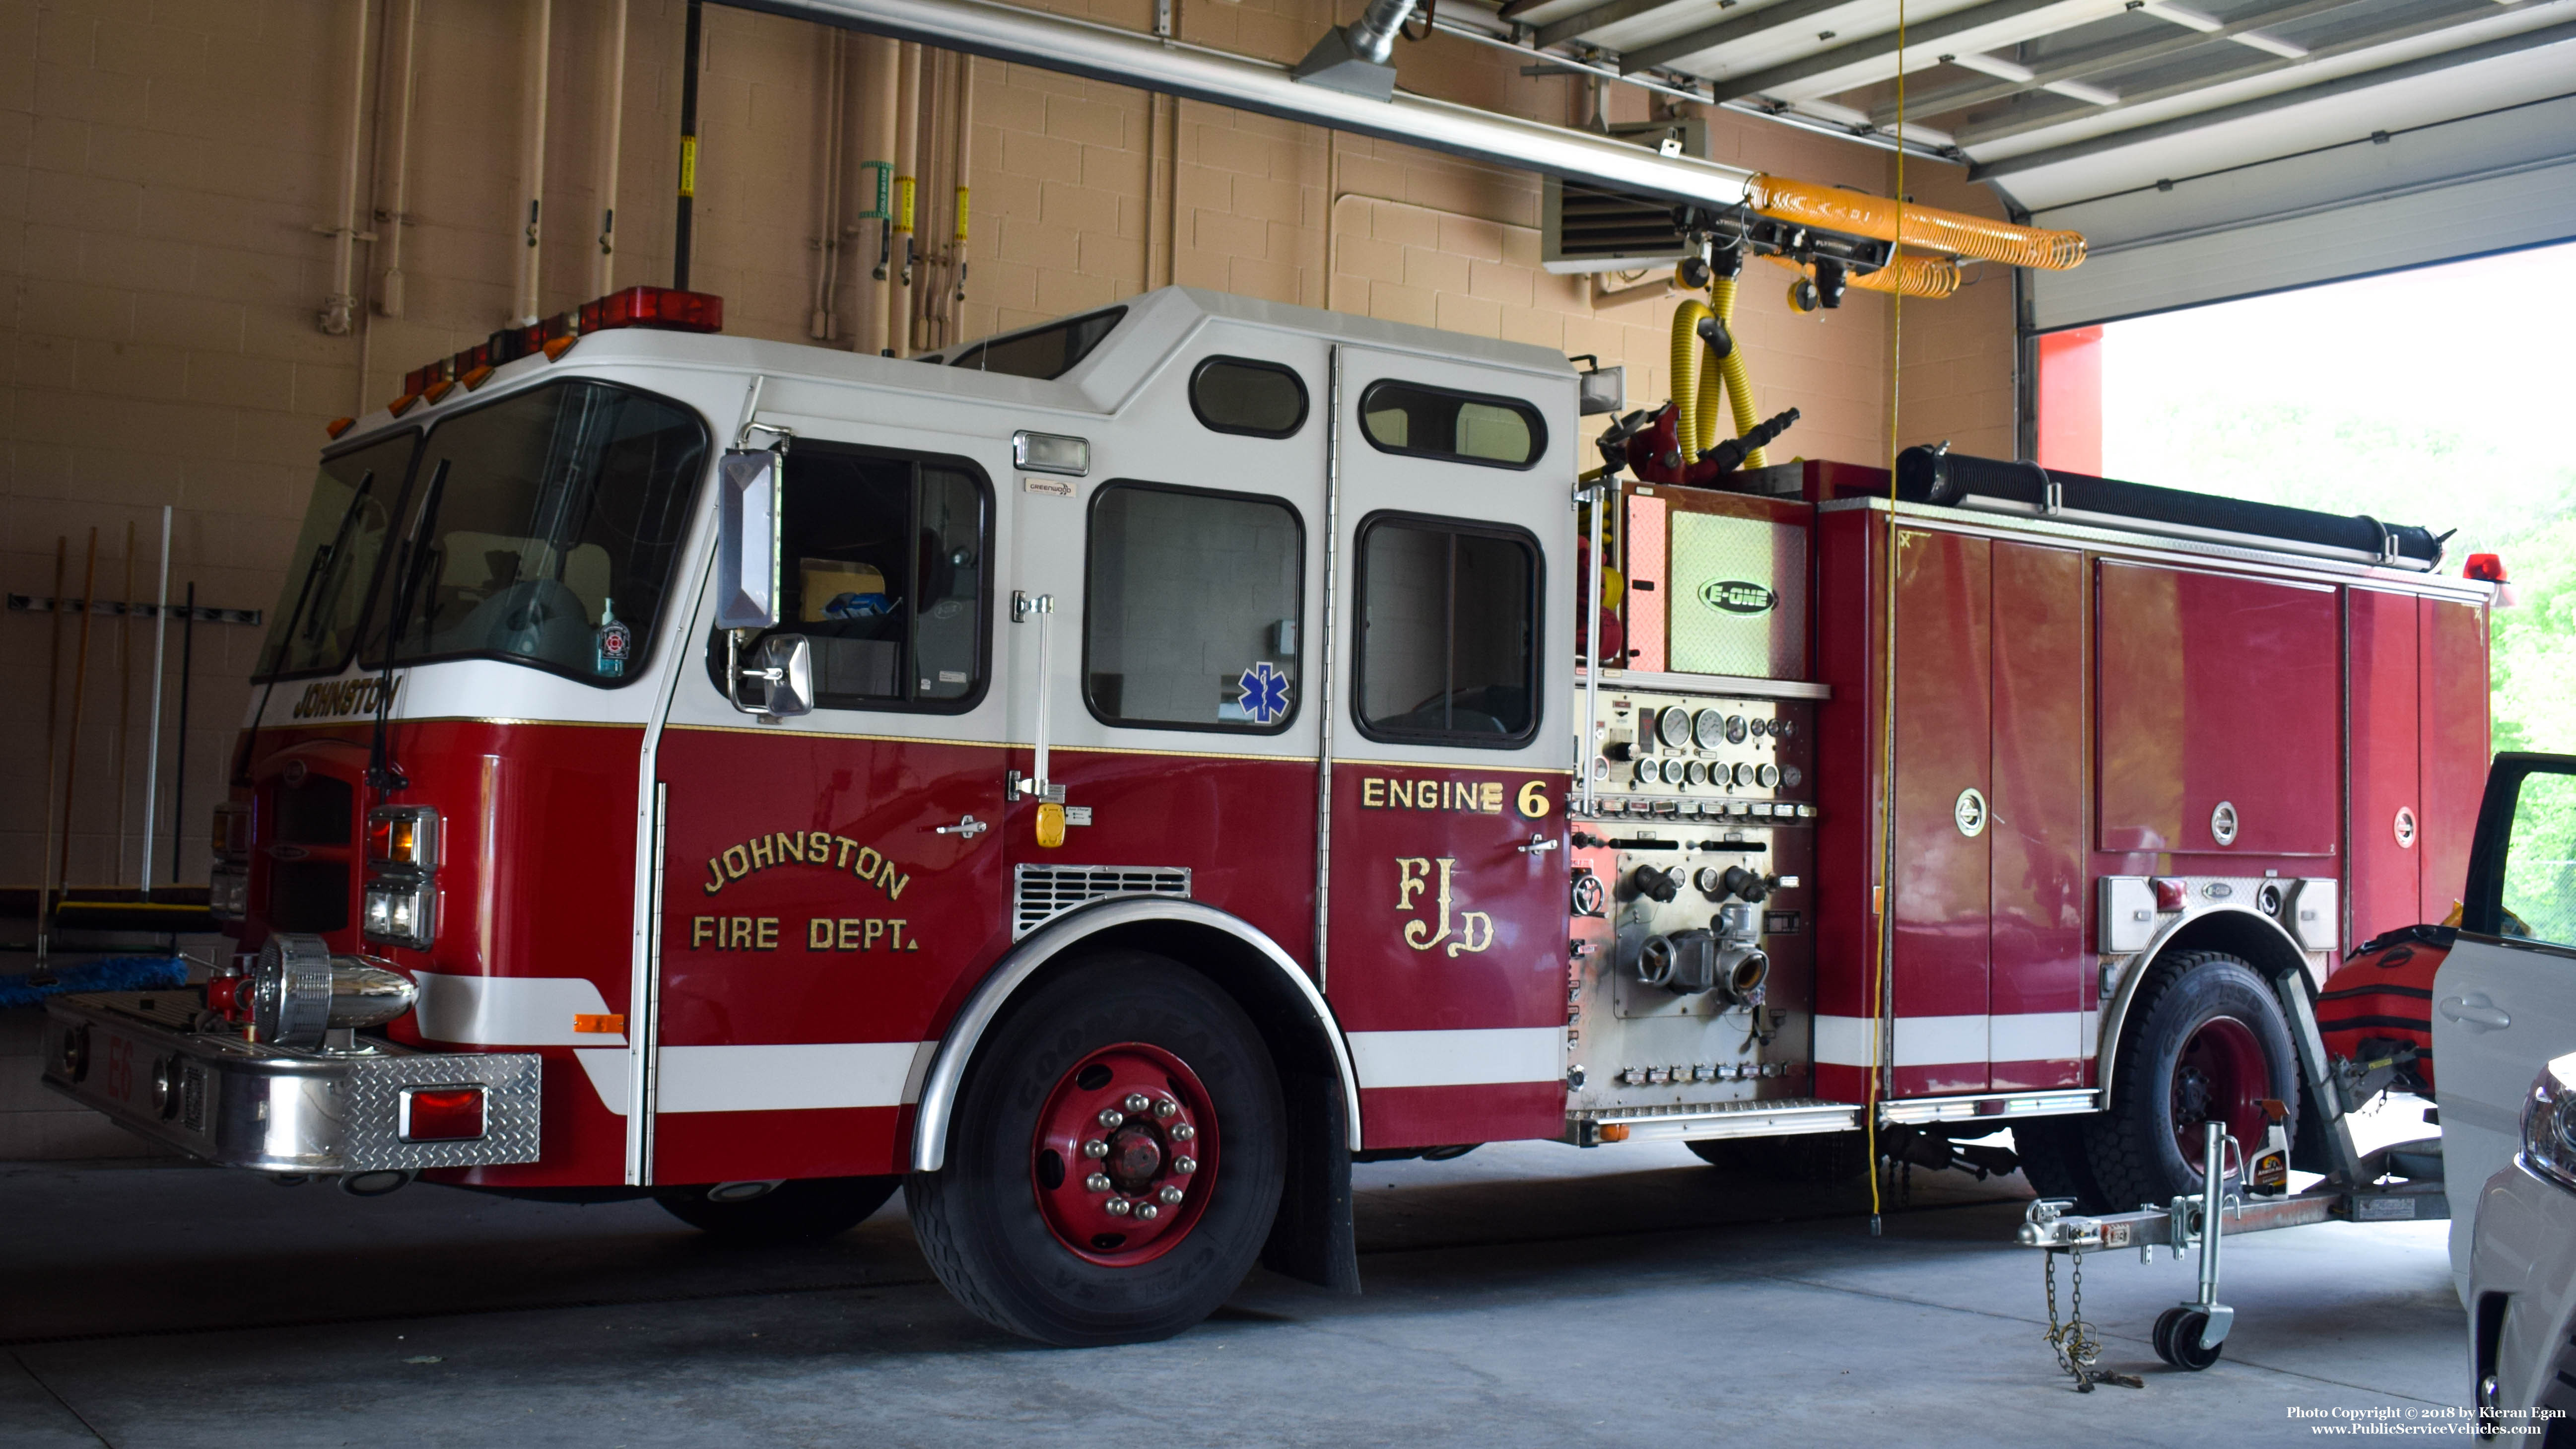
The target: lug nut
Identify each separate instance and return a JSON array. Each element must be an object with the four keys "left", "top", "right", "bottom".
[
  {"left": 1158, "top": 1185, "right": 1184, "bottom": 1206},
  {"left": 1105, "top": 1197, "right": 1133, "bottom": 1216},
  {"left": 1172, "top": 1156, "right": 1197, "bottom": 1174},
  {"left": 1097, "top": 1108, "right": 1125, "bottom": 1128},
  {"left": 1153, "top": 1098, "right": 1178, "bottom": 1119},
  {"left": 1136, "top": 1203, "right": 1161, "bottom": 1221},
  {"left": 1085, "top": 1173, "right": 1112, "bottom": 1193},
  {"left": 1171, "top": 1123, "right": 1196, "bottom": 1142},
  {"left": 1083, "top": 1138, "right": 1109, "bottom": 1159},
  {"left": 1123, "top": 1093, "right": 1152, "bottom": 1113}
]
